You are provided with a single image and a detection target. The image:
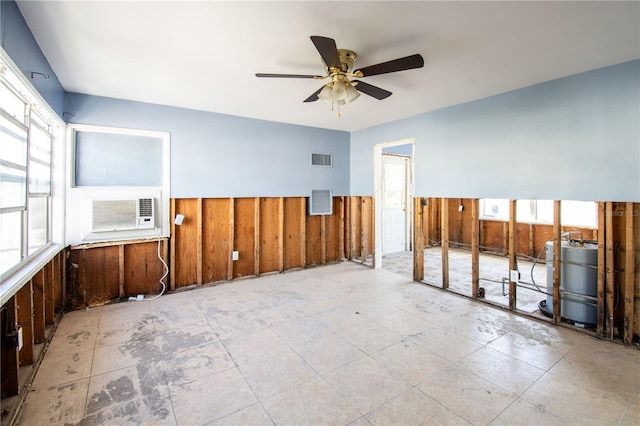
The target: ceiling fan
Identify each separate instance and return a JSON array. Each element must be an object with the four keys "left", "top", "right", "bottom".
[{"left": 256, "top": 36, "right": 424, "bottom": 115}]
